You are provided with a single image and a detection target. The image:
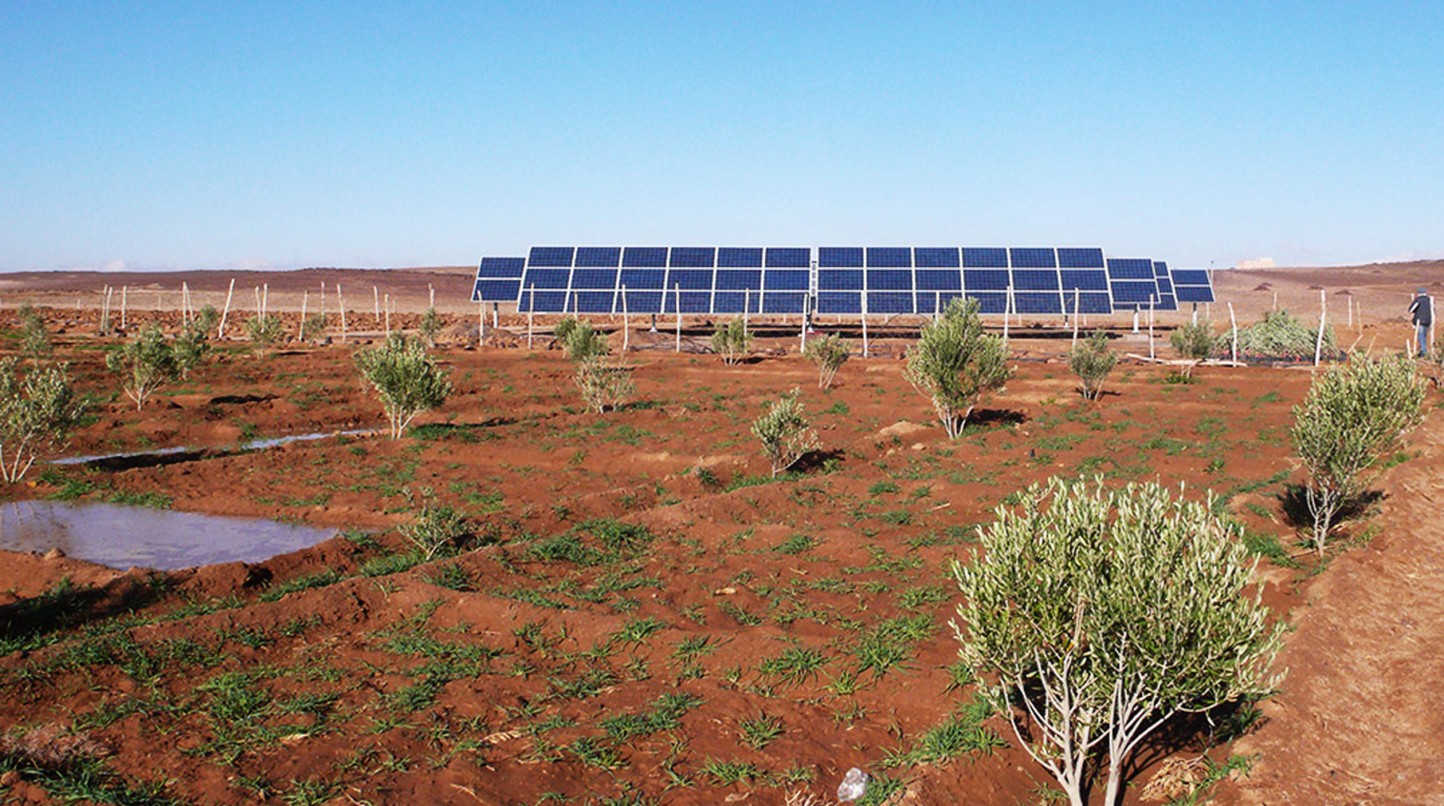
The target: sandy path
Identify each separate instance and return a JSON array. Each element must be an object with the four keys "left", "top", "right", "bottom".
[{"left": 1229, "top": 408, "right": 1444, "bottom": 804}]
